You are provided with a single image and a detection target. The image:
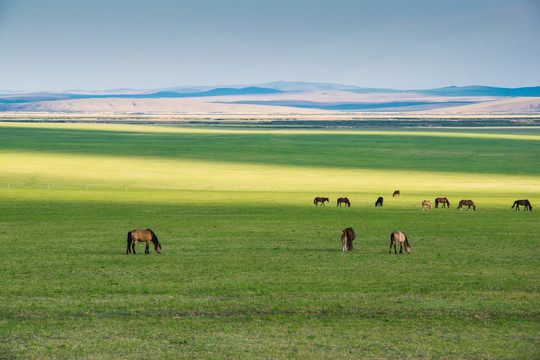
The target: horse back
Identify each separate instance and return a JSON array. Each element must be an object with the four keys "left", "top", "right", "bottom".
[
  {"left": 391, "top": 231, "right": 406, "bottom": 243},
  {"left": 130, "top": 229, "right": 153, "bottom": 242}
]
